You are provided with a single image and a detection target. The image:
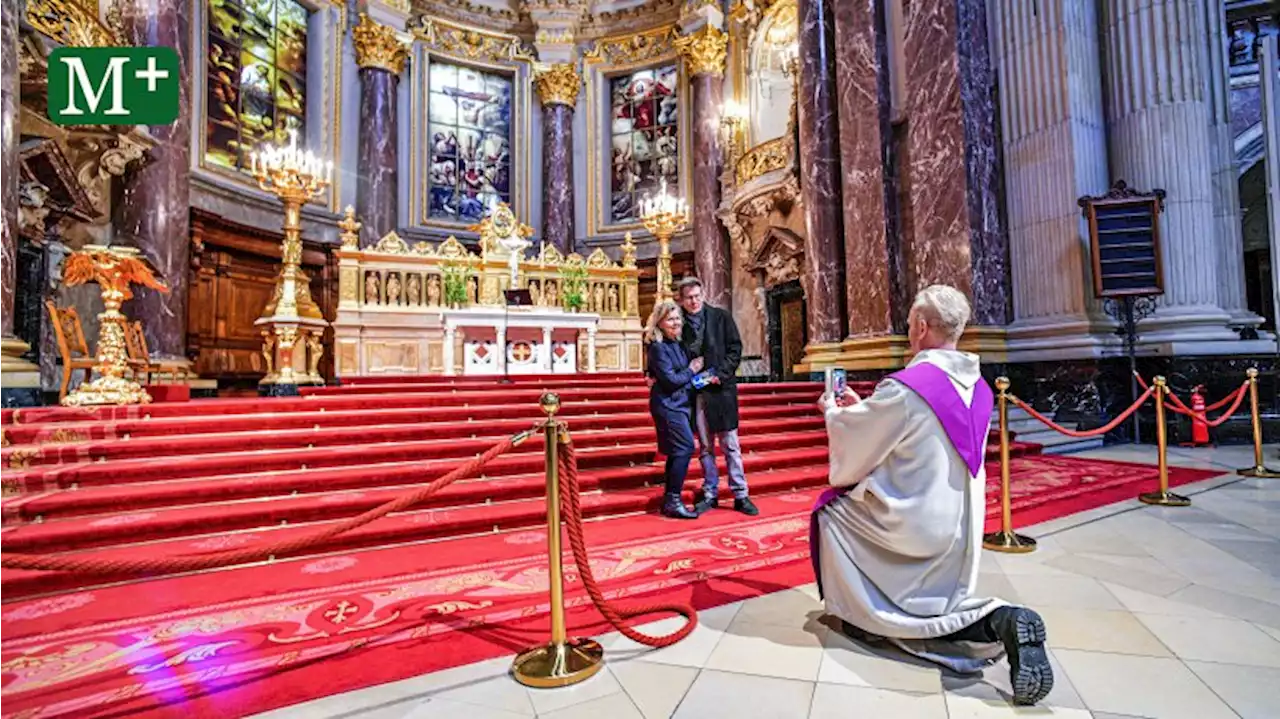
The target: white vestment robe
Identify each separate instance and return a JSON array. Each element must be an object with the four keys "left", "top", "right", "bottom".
[{"left": 815, "top": 349, "right": 1007, "bottom": 671}]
